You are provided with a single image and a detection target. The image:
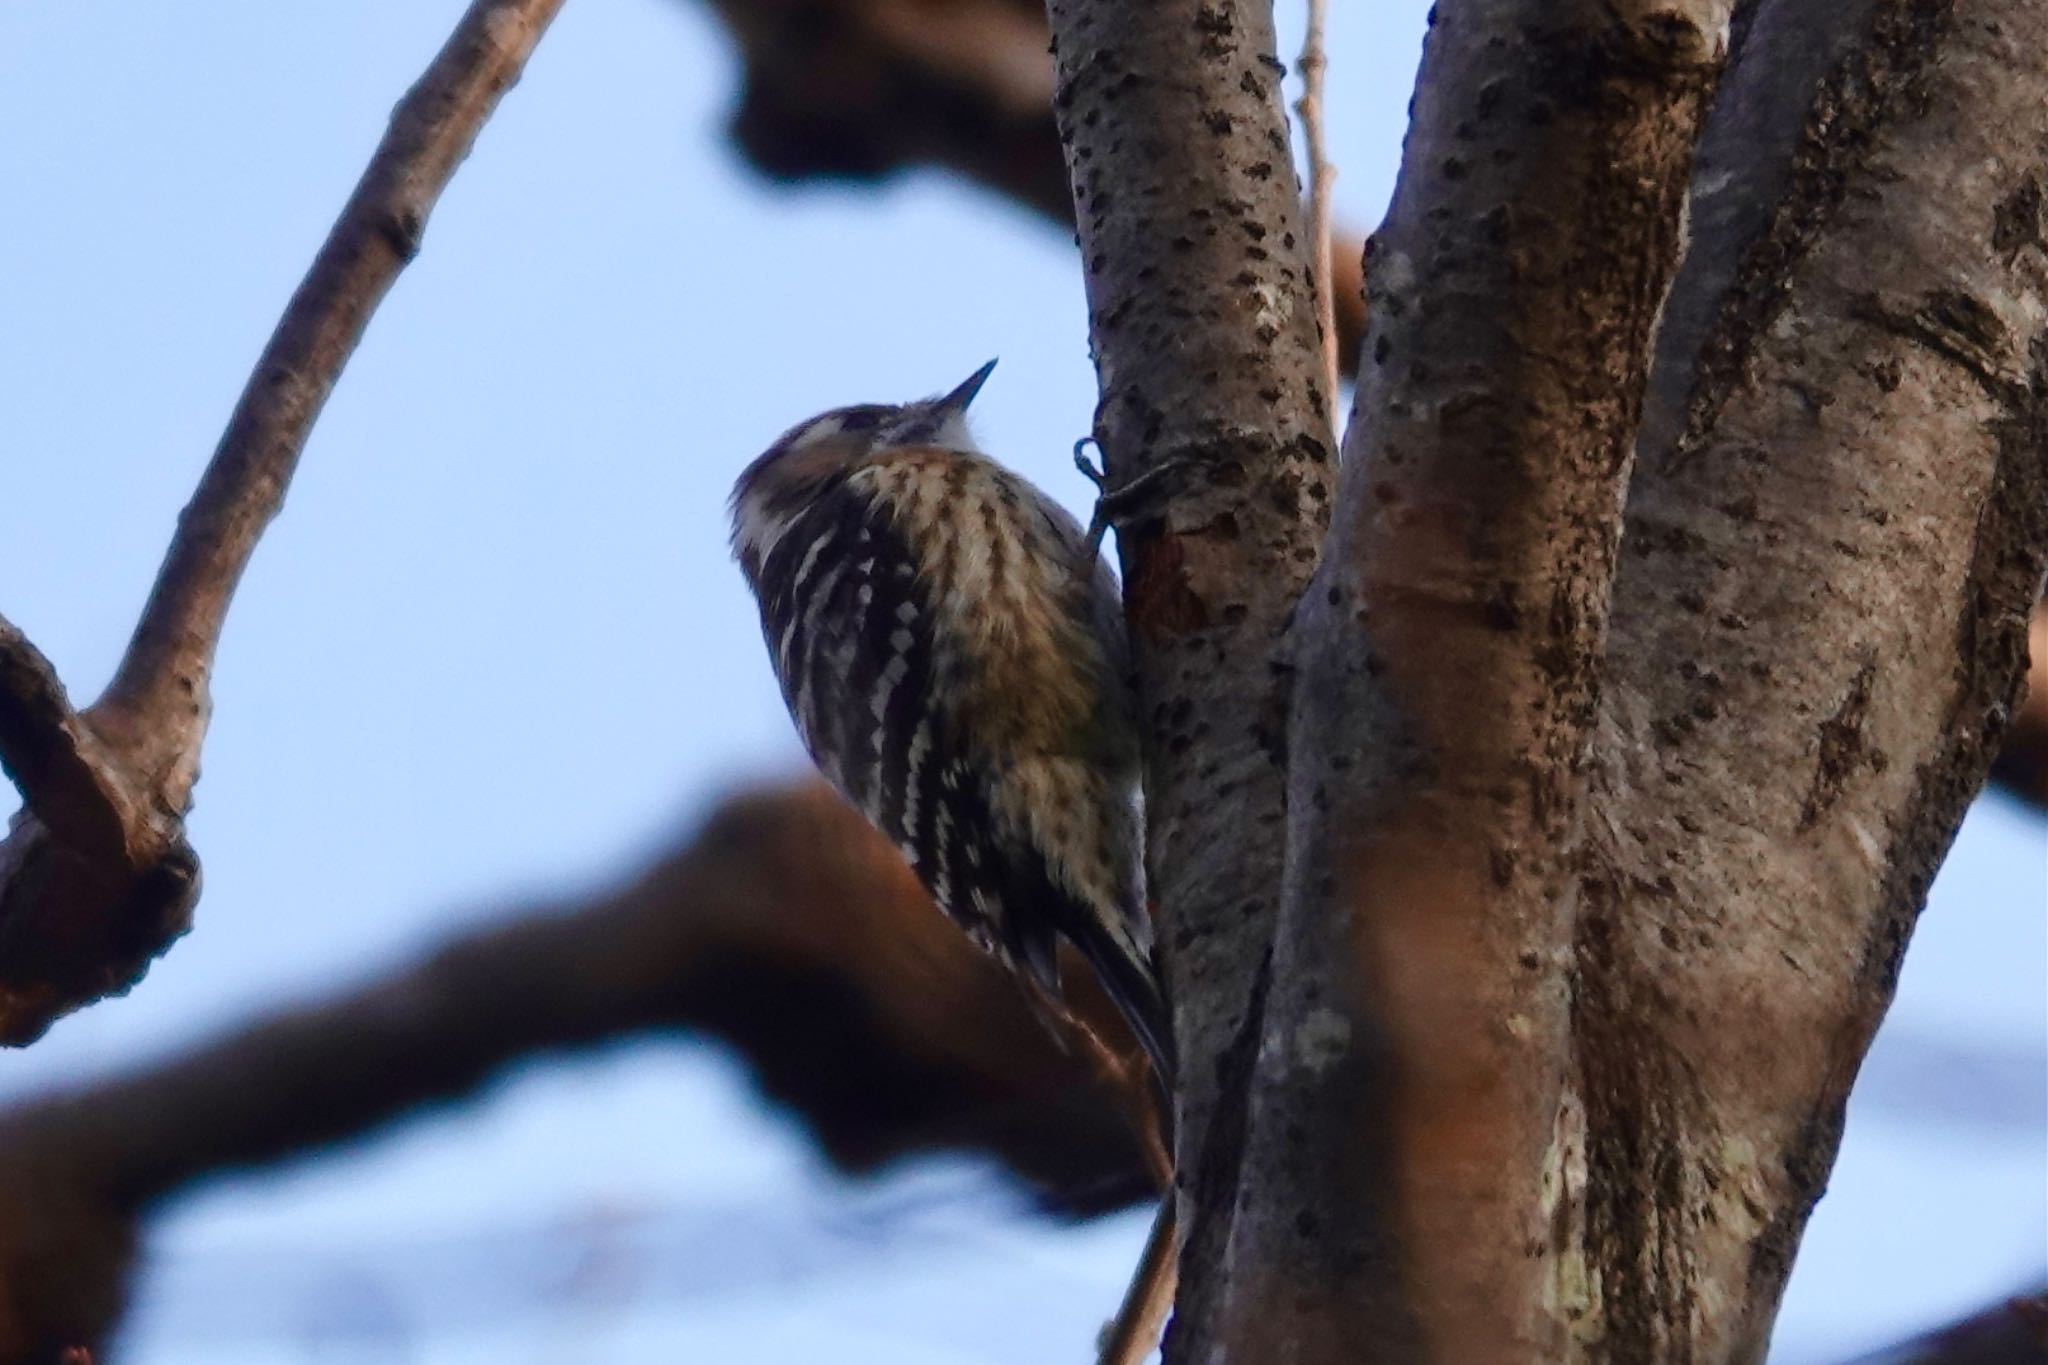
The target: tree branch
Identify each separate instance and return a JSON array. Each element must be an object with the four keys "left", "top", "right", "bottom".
[
  {"left": 0, "top": 778, "right": 2028, "bottom": 1358},
  {"left": 1846, "top": 1291, "right": 2048, "bottom": 1365},
  {"left": 1634, "top": 0, "right": 1885, "bottom": 467},
  {"left": 0, "top": 0, "right": 565, "bottom": 1045},
  {"left": 1040, "top": 0, "right": 1338, "bottom": 1345},
  {"left": 0, "top": 783, "right": 1155, "bottom": 1360},
  {"left": 1226, "top": 1, "right": 1729, "bottom": 1359},
  {"left": 1584, "top": 1, "right": 2048, "bottom": 1357},
  {"left": 1296, "top": 0, "right": 1338, "bottom": 423},
  {"left": 99, "top": 0, "right": 565, "bottom": 788}
]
